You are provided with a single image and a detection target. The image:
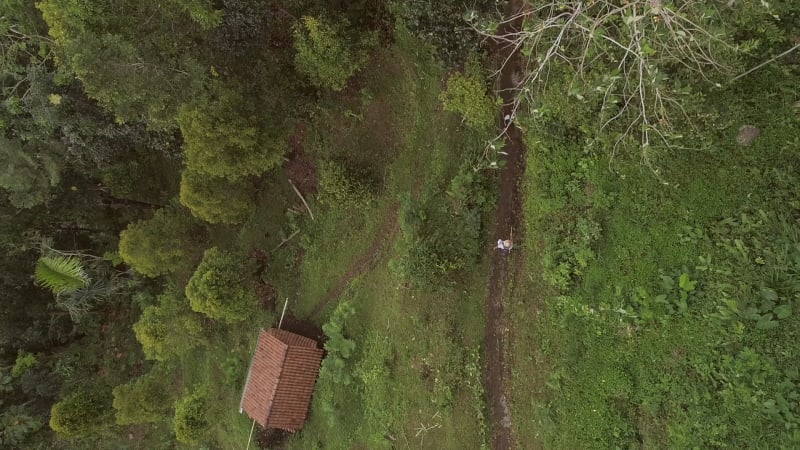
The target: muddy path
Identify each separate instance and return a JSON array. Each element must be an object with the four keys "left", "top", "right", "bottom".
[
  {"left": 485, "top": 0, "right": 527, "bottom": 448},
  {"left": 310, "top": 203, "right": 400, "bottom": 319}
]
